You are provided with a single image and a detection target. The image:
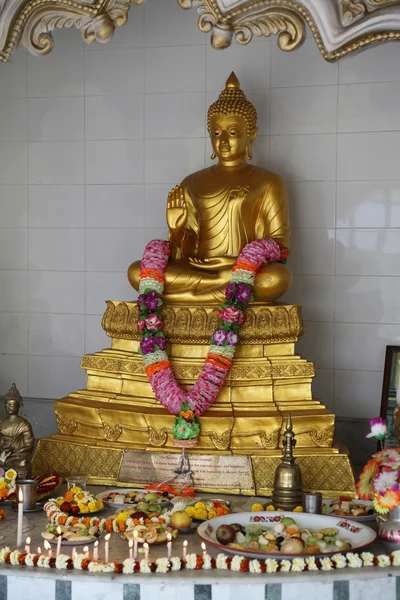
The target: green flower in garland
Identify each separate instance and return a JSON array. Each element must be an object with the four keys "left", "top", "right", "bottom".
[{"left": 173, "top": 402, "right": 200, "bottom": 441}]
